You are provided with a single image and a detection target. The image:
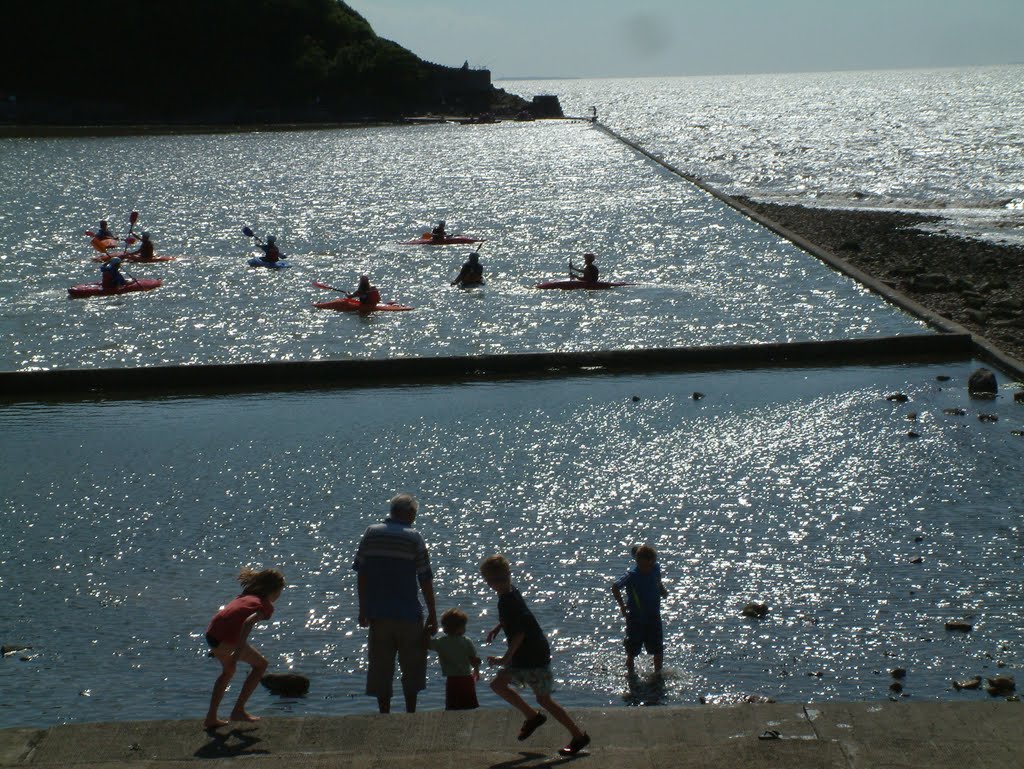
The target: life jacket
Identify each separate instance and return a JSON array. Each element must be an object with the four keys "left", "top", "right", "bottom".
[
  {"left": 262, "top": 245, "right": 281, "bottom": 262},
  {"left": 100, "top": 263, "right": 125, "bottom": 290}
]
